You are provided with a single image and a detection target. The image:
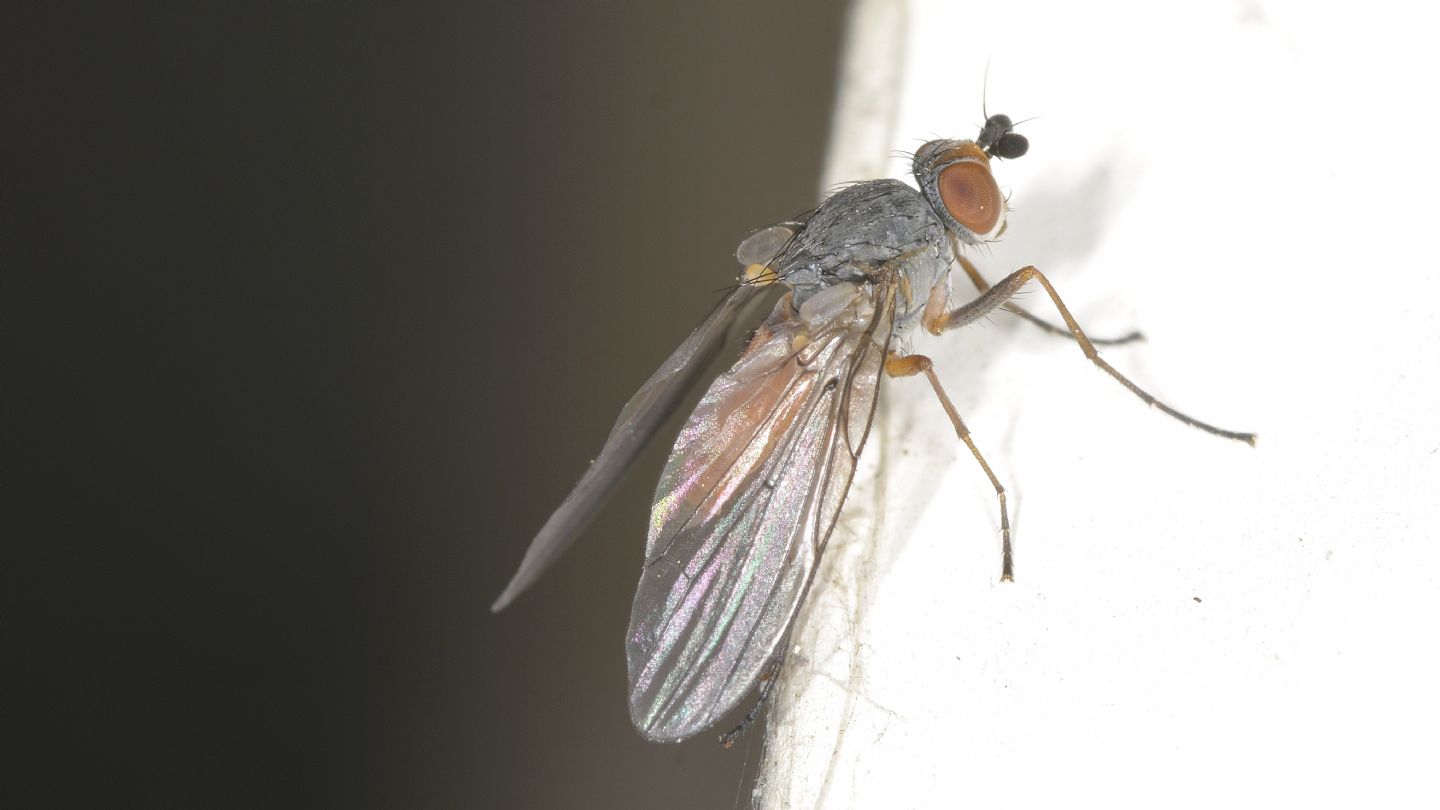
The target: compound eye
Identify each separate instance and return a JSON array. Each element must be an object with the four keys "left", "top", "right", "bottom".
[{"left": 938, "top": 160, "right": 1003, "bottom": 235}]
